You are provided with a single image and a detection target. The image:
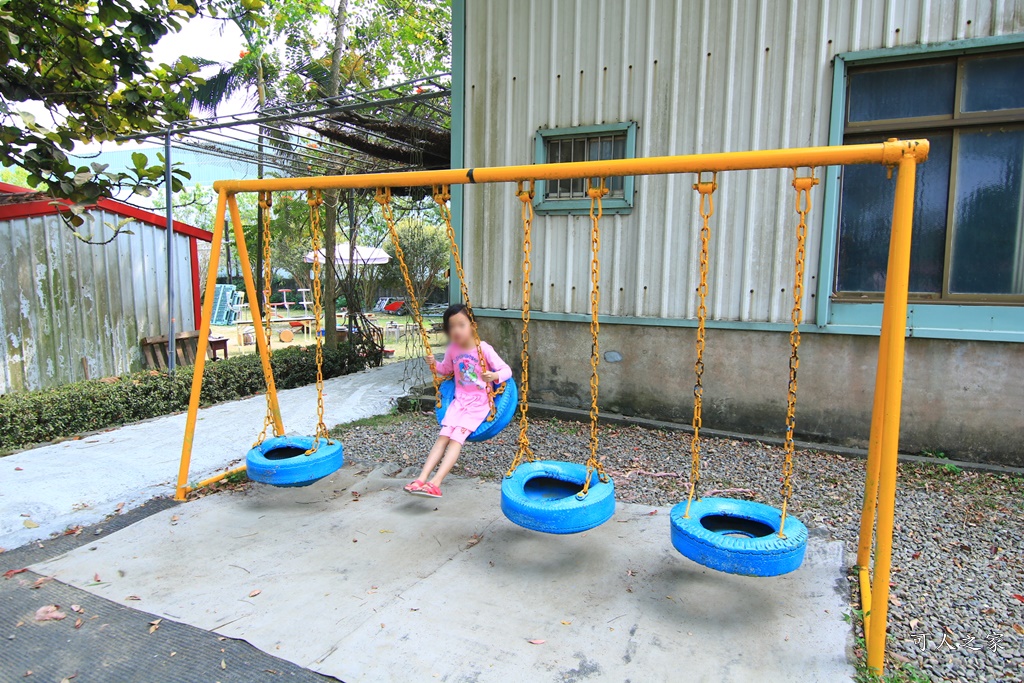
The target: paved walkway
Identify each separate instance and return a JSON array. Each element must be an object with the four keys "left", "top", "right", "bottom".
[
  {"left": 0, "top": 362, "right": 413, "bottom": 551},
  {"left": 34, "top": 466, "right": 853, "bottom": 682}
]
